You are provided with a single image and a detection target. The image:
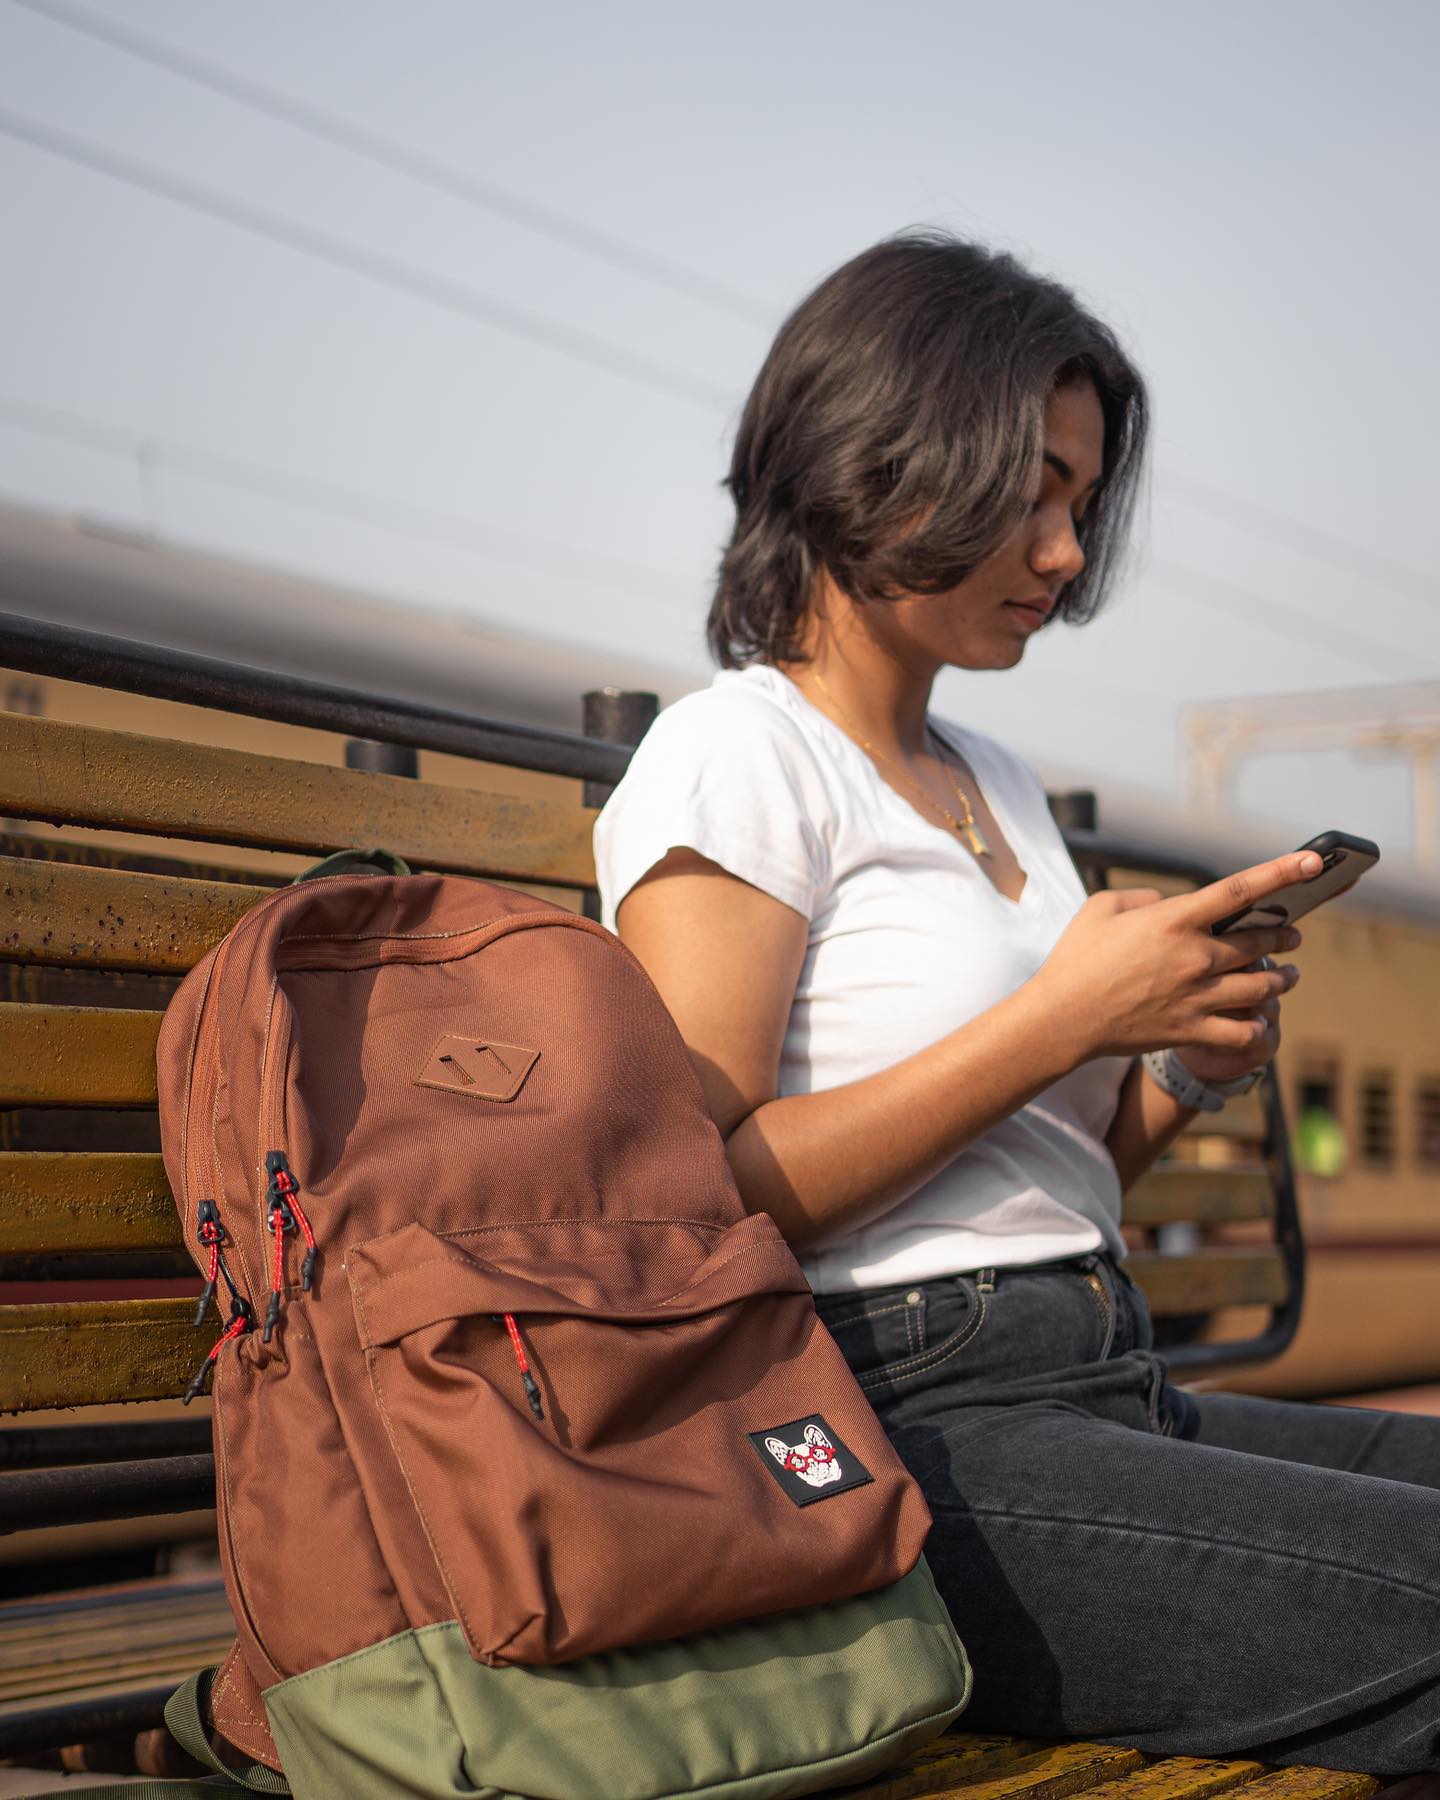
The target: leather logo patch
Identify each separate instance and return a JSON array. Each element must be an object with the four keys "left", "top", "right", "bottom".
[
  {"left": 747, "top": 1415, "right": 873, "bottom": 1508},
  {"left": 415, "top": 1036, "right": 540, "bottom": 1103}
]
